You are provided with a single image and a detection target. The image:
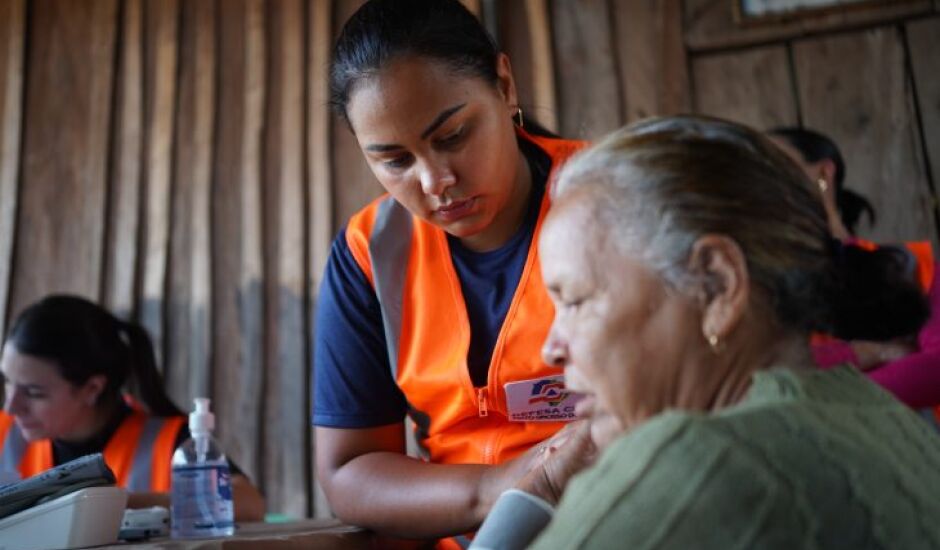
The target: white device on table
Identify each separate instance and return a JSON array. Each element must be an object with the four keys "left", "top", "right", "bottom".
[
  {"left": 120, "top": 506, "right": 170, "bottom": 541},
  {"left": 0, "top": 486, "right": 127, "bottom": 550}
]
